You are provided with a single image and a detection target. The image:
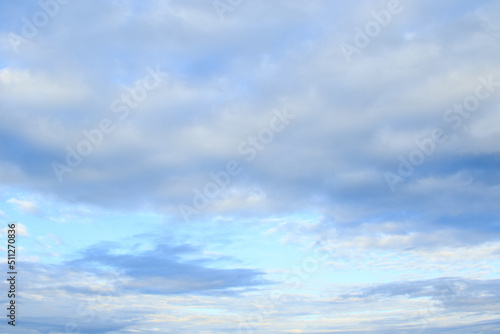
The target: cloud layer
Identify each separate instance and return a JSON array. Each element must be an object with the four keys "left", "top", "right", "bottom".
[{"left": 0, "top": 0, "right": 499, "bottom": 333}]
